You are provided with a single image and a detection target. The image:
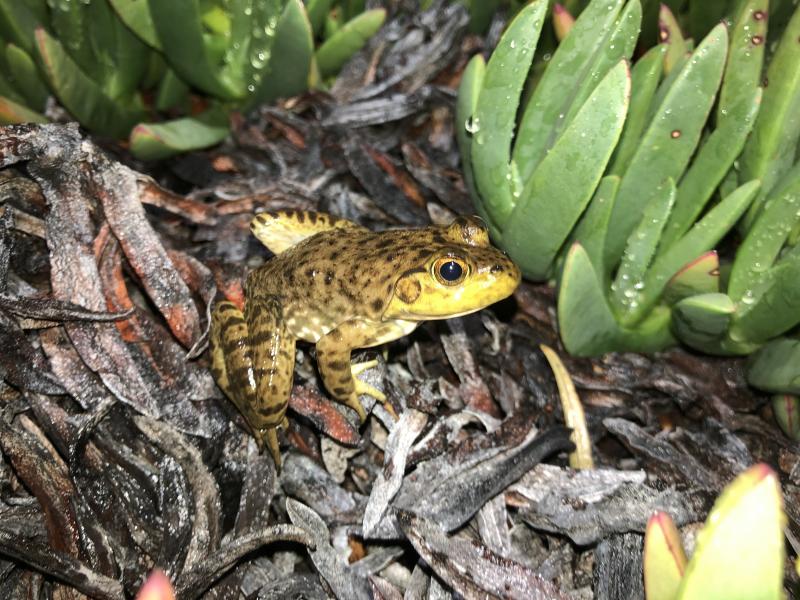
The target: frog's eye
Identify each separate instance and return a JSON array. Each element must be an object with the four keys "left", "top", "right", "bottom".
[{"left": 433, "top": 256, "right": 468, "bottom": 286}]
